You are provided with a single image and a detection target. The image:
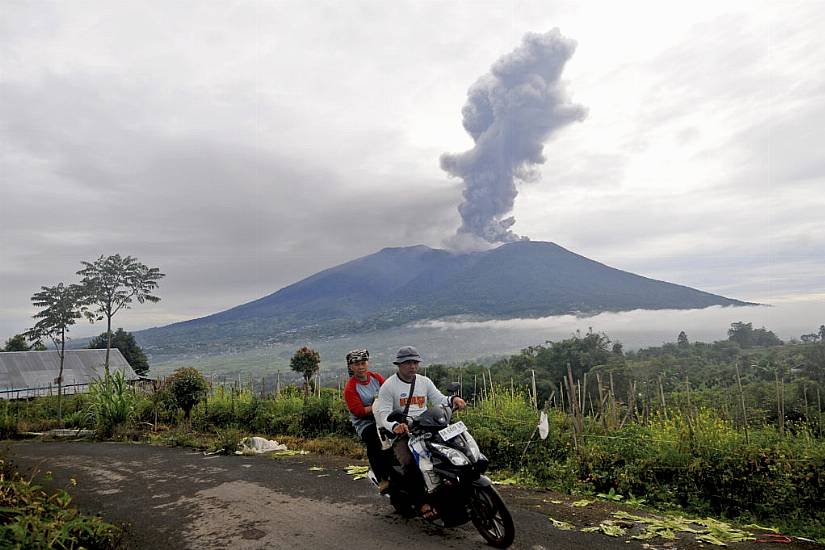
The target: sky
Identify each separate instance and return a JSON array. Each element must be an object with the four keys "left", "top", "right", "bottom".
[{"left": 1, "top": 0, "right": 824, "bottom": 344}]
